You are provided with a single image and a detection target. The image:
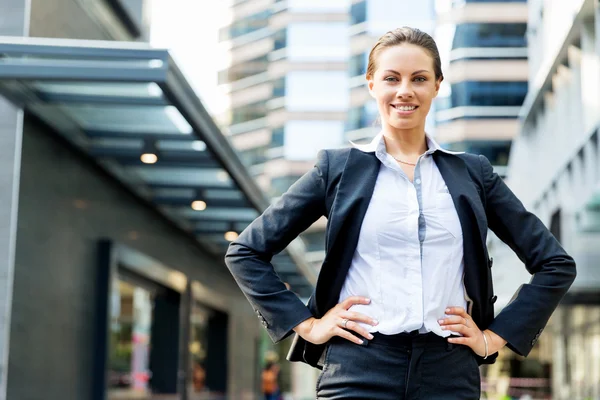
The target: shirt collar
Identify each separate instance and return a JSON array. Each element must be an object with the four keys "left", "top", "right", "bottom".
[{"left": 350, "top": 131, "right": 463, "bottom": 156}]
